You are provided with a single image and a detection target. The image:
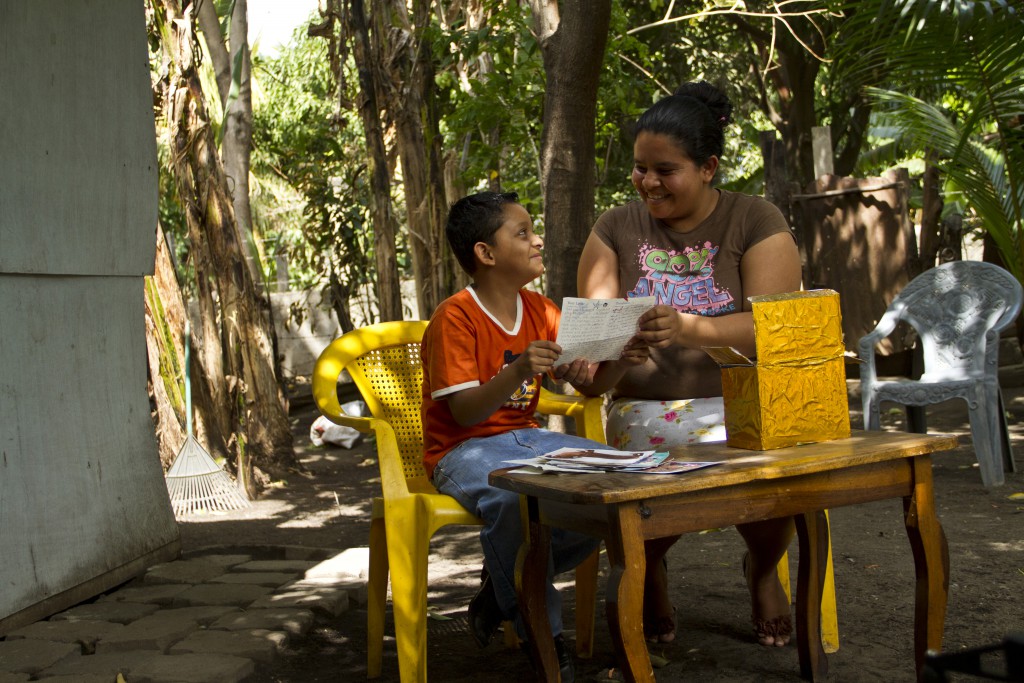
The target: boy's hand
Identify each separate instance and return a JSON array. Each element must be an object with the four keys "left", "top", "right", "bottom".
[
  {"left": 637, "top": 305, "right": 684, "bottom": 348},
  {"left": 552, "top": 358, "right": 598, "bottom": 386},
  {"left": 618, "top": 335, "right": 650, "bottom": 366},
  {"left": 513, "top": 340, "right": 562, "bottom": 378}
]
